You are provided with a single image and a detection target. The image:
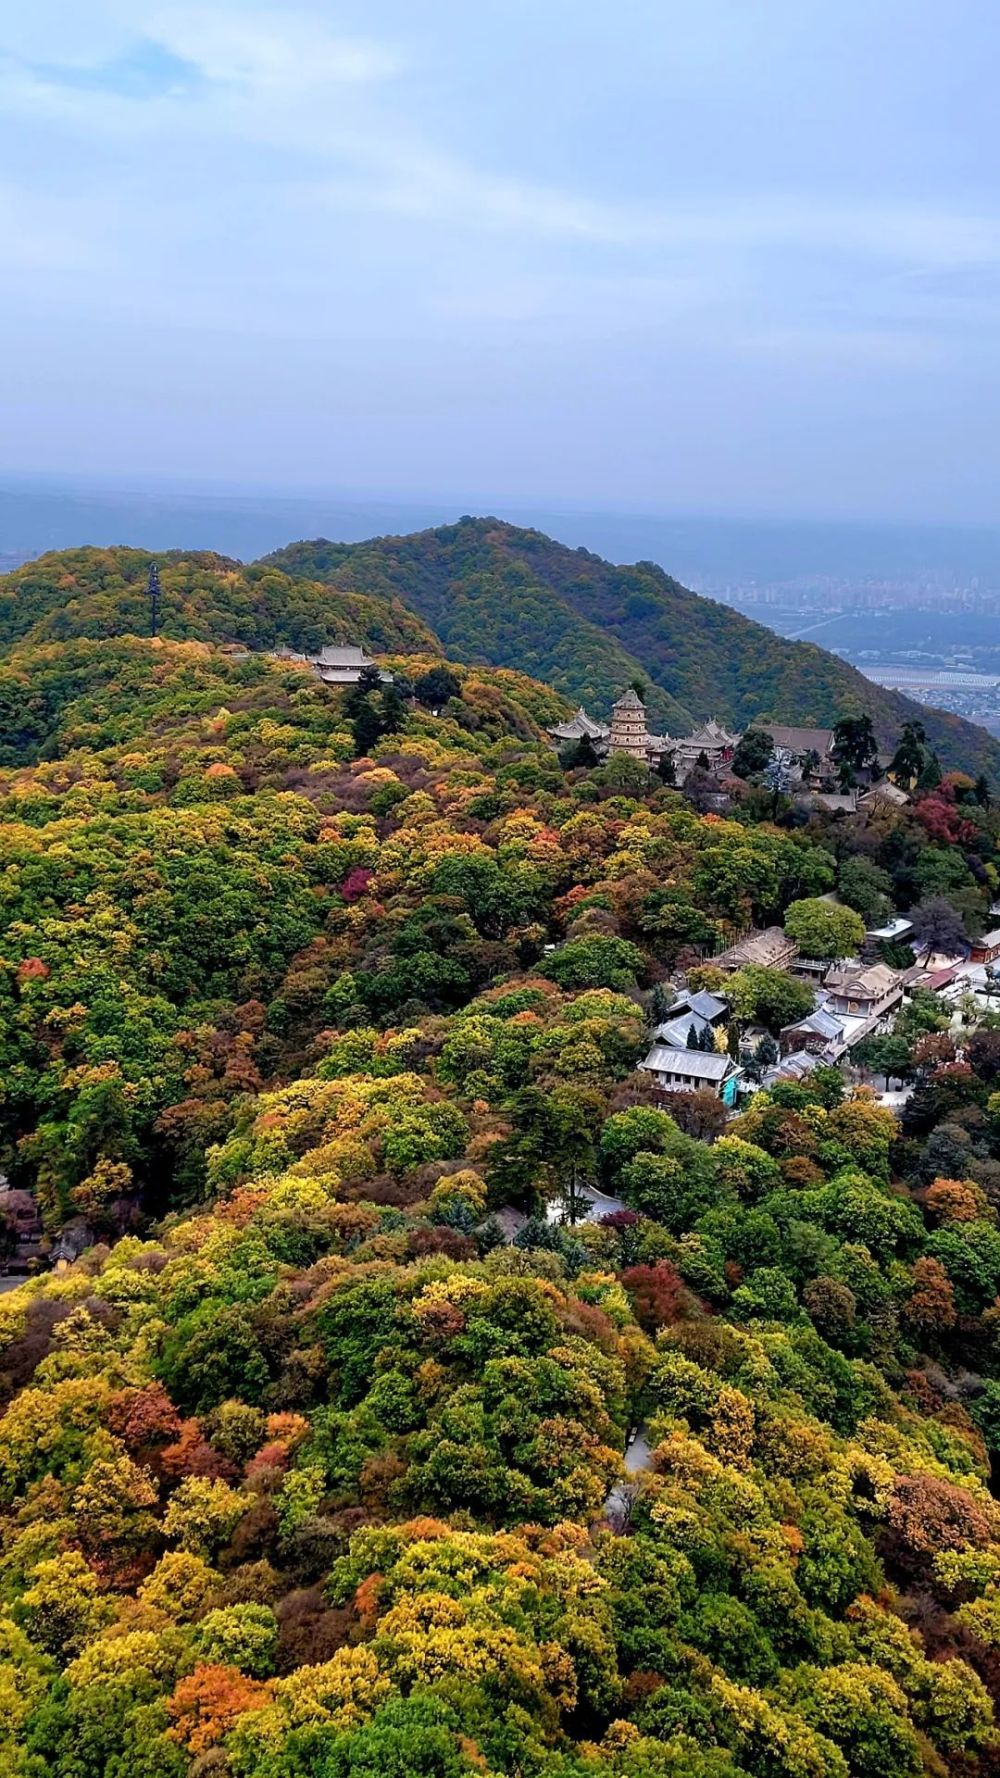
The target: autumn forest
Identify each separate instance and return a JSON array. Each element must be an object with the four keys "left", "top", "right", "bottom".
[{"left": 0, "top": 531, "right": 1000, "bottom": 1778}]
